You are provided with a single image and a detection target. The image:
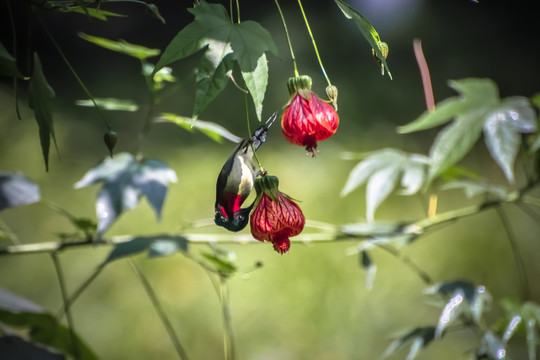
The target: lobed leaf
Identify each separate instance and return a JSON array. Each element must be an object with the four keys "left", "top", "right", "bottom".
[
  {"left": 74, "top": 153, "right": 177, "bottom": 235},
  {"left": 28, "top": 53, "right": 58, "bottom": 172},
  {"left": 241, "top": 53, "right": 268, "bottom": 121},
  {"left": 483, "top": 97, "right": 537, "bottom": 183},
  {"left": 0, "top": 173, "right": 40, "bottom": 211},
  {"left": 153, "top": 2, "right": 277, "bottom": 118},
  {"left": 104, "top": 234, "right": 188, "bottom": 264},
  {"left": 78, "top": 33, "right": 160, "bottom": 59},
  {"left": 341, "top": 149, "right": 428, "bottom": 221},
  {"left": 381, "top": 326, "right": 436, "bottom": 360},
  {"left": 428, "top": 110, "right": 485, "bottom": 181}
]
